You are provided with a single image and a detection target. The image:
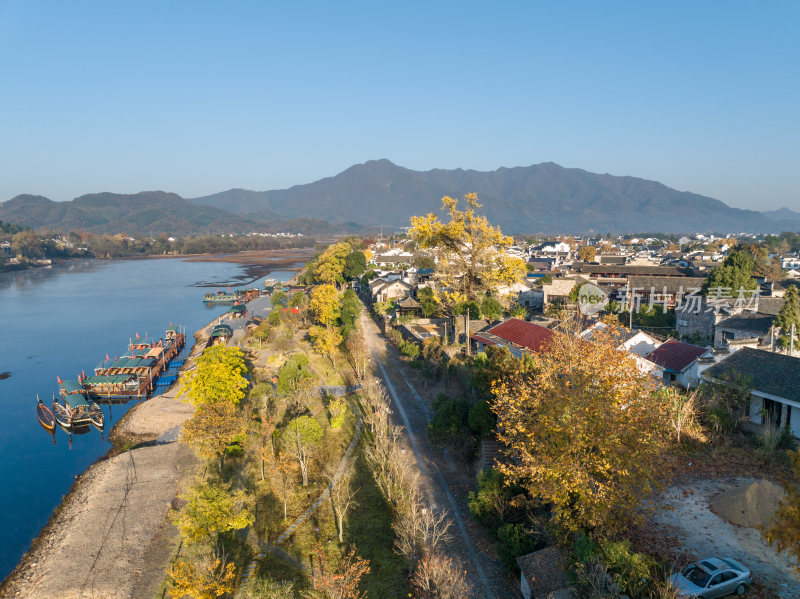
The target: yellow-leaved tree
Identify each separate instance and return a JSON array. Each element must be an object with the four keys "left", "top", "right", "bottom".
[
  {"left": 409, "top": 193, "right": 525, "bottom": 301},
  {"left": 314, "top": 242, "right": 352, "bottom": 285},
  {"left": 182, "top": 344, "right": 248, "bottom": 407},
  {"left": 309, "top": 283, "right": 341, "bottom": 328},
  {"left": 492, "top": 330, "right": 669, "bottom": 535}
]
